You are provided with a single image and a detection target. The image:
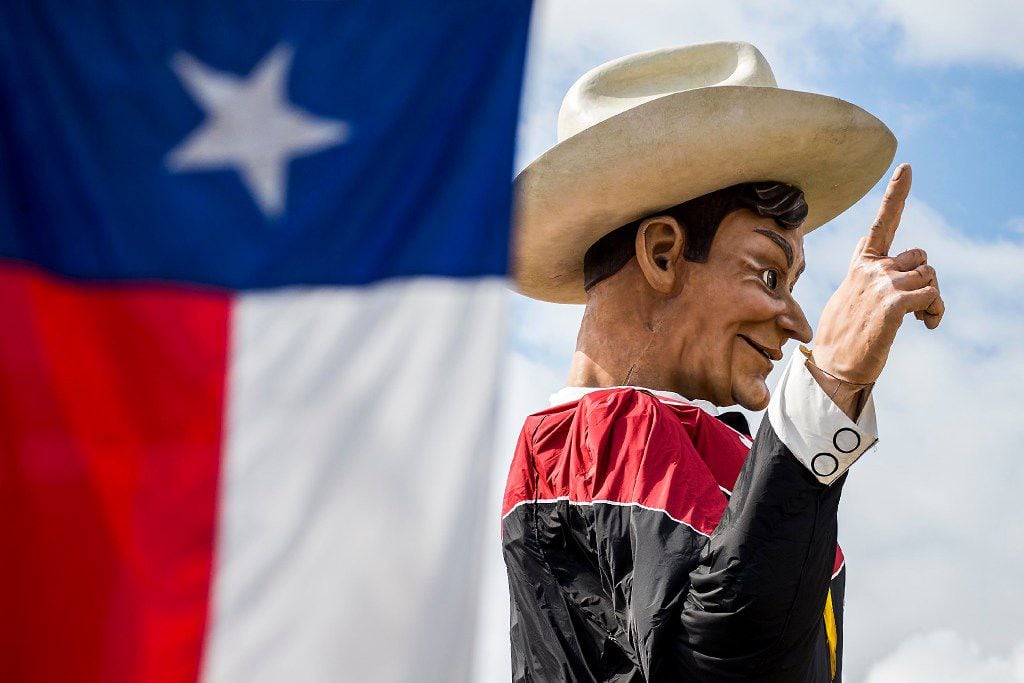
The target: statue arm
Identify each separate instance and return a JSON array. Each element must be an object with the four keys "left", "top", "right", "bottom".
[{"left": 668, "top": 354, "right": 878, "bottom": 680}]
